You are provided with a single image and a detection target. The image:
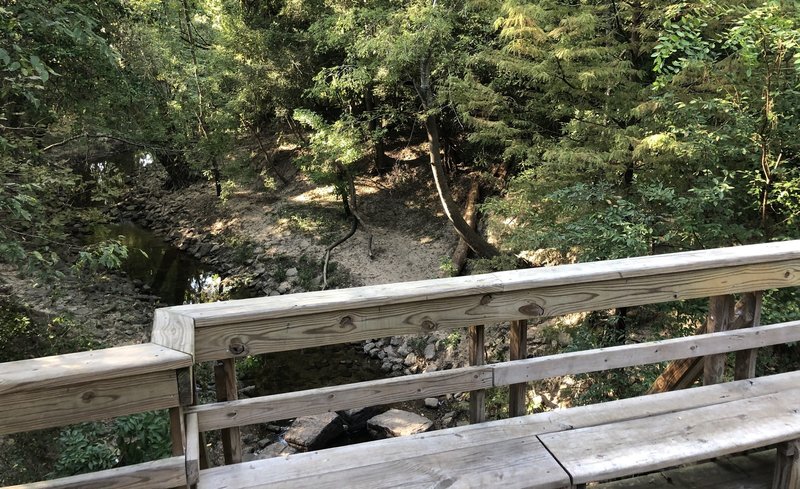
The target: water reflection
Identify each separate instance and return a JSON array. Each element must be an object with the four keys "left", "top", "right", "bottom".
[{"left": 89, "top": 222, "right": 224, "bottom": 305}]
